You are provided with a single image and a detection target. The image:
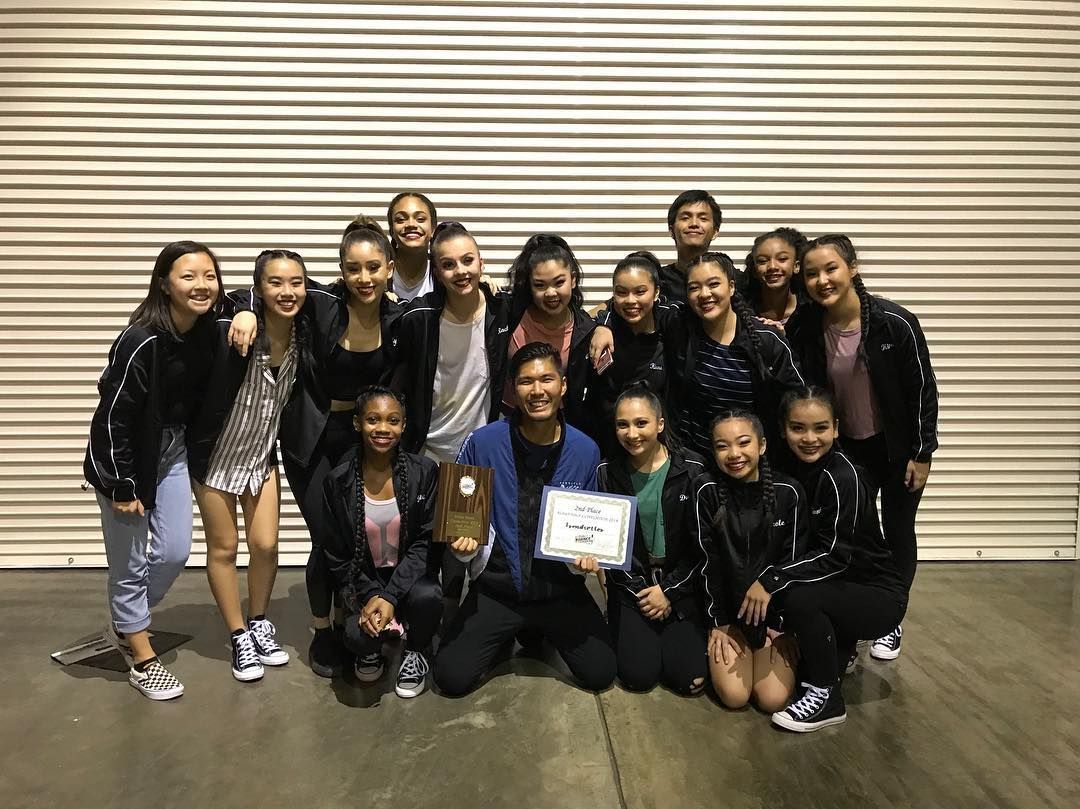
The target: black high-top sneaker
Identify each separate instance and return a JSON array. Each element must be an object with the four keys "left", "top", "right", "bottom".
[{"left": 772, "top": 683, "right": 847, "bottom": 732}]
